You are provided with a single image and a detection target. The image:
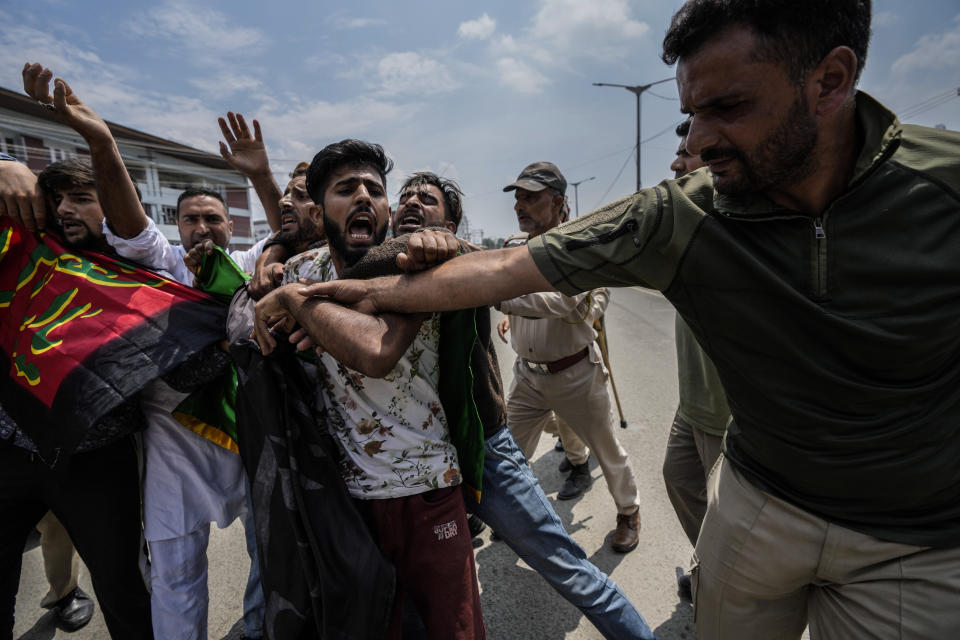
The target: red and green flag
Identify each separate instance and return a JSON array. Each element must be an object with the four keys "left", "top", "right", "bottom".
[{"left": 0, "top": 218, "right": 228, "bottom": 462}]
